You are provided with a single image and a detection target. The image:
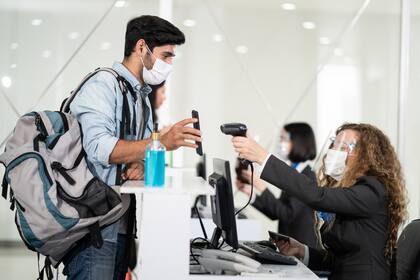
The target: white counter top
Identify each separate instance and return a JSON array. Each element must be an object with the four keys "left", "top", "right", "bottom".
[{"left": 119, "top": 175, "right": 214, "bottom": 196}]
